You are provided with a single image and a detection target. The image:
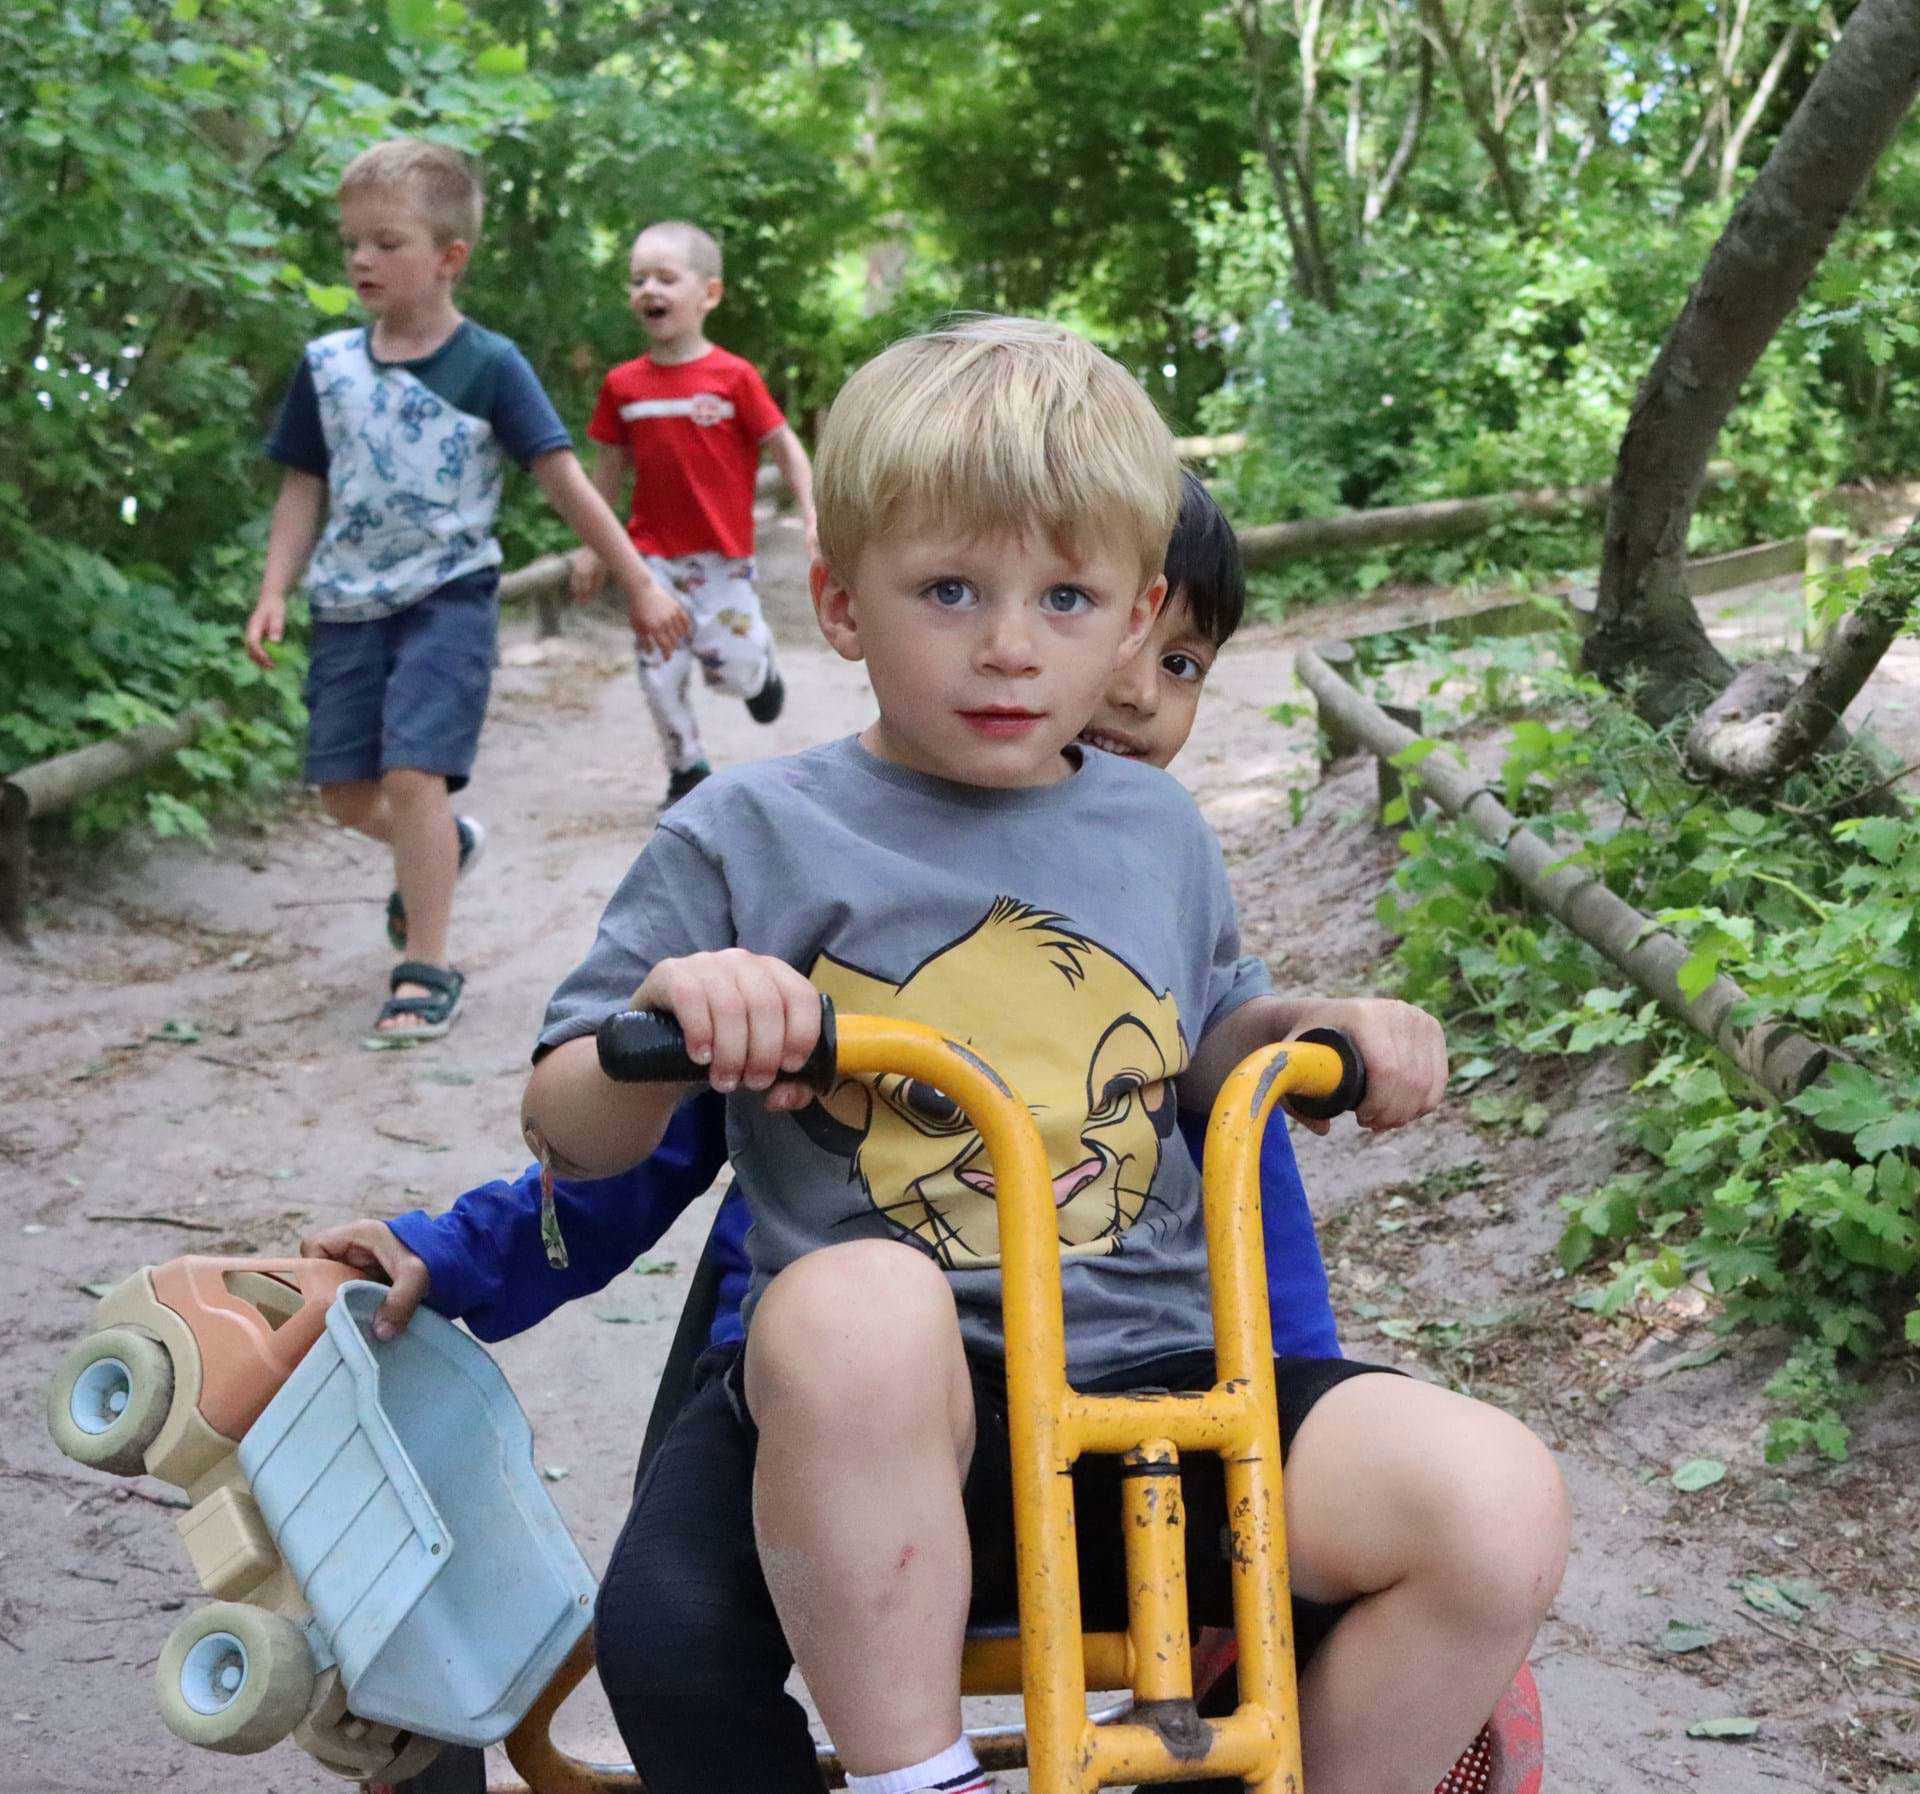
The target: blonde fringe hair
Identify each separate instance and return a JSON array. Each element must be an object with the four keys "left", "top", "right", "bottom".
[
  {"left": 338, "top": 138, "right": 484, "bottom": 246},
  {"left": 815, "top": 316, "right": 1181, "bottom": 585}
]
